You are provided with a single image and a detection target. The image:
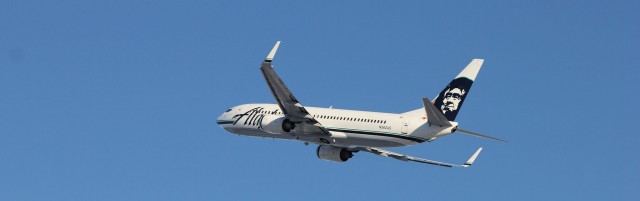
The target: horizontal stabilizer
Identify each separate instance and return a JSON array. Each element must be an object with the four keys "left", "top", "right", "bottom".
[
  {"left": 422, "top": 97, "right": 452, "bottom": 126},
  {"left": 457, "top": 128, "right": 508, "bottom": 142}
]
